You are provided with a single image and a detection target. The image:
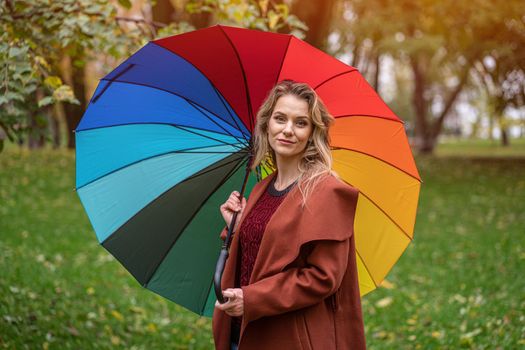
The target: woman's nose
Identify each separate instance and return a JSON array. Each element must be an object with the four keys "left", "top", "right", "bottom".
[{"left": 283, "top": 122, "right": 293, "bottom": 135}]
